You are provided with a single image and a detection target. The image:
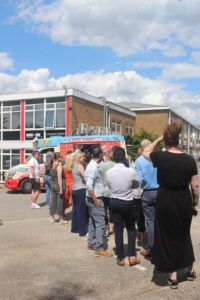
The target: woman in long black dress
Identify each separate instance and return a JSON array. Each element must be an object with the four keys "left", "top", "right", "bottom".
[{"left": 143, "top": 122, "right": 199, "bottom": 289}]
